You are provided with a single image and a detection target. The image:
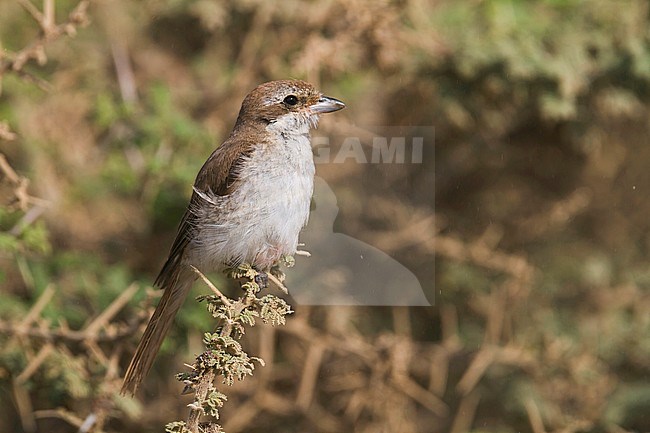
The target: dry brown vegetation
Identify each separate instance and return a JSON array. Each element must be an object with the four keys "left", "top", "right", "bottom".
[{"left": 1, "top": 0, "right": 649, "bottom": 432}]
